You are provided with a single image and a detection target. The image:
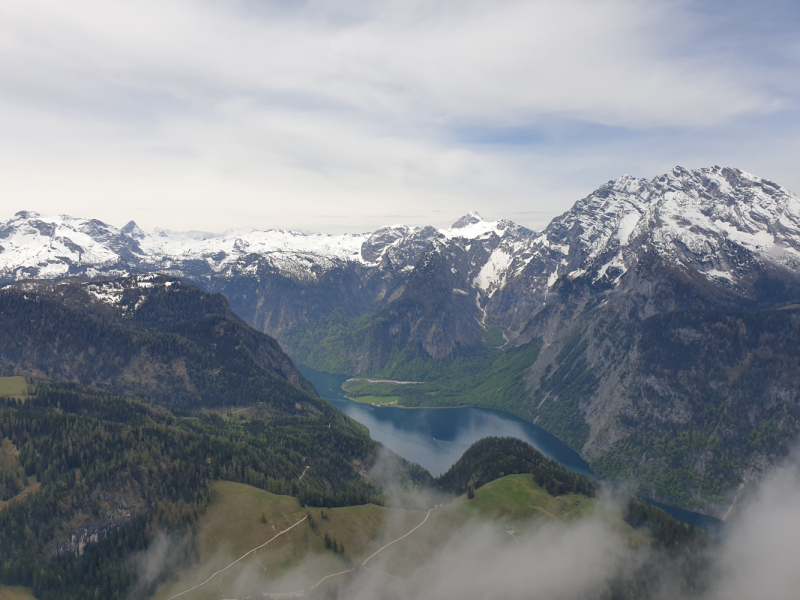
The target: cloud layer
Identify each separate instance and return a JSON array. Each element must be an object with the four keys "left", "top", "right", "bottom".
[
  {"left": 1, "top": 0, "right": 798, "bottom": 232},
  {"left": 145, "top": 449, "right": 800, "bottom": 600}
]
